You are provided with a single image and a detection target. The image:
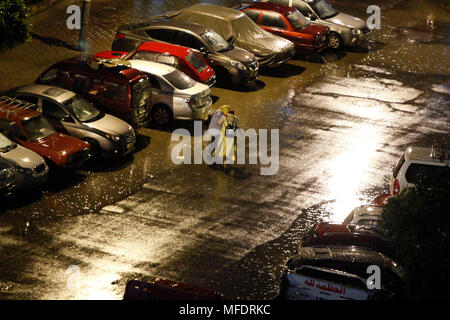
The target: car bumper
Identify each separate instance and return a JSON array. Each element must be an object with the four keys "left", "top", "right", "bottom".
[
  {"left": 102, "top": 139, "right": 136, "bottom": 157},
  {"left": 15, "top": 170, "right": 48, "bottom": 189},
  {"left": 259, "top": 46, "right": 296, "bottom": 67},
  {"left": 343, "top": 29, "right": 371, "bottom": 46},
  {"left": 0, "top": 182, "right": 15, "bottom": 197}
]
